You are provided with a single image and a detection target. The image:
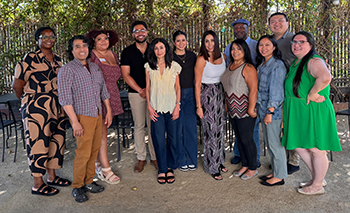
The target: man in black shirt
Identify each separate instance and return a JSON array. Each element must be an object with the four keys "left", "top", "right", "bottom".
[{"left": 121, "top": 21, "right": 157, "bottom": 173}]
